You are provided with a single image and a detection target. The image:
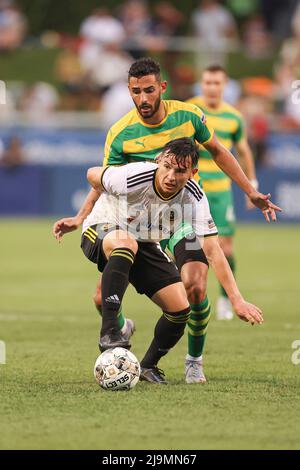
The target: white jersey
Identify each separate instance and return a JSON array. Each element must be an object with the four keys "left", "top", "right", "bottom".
[{"left": 82, "top": 162, "right": 218, "bottom": 242}]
